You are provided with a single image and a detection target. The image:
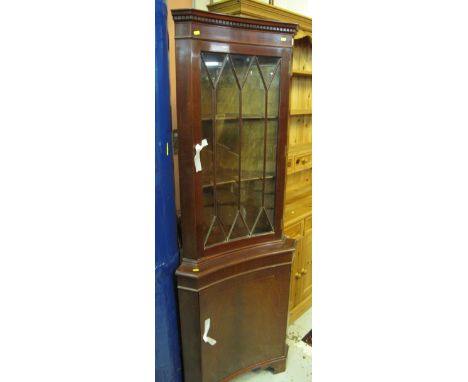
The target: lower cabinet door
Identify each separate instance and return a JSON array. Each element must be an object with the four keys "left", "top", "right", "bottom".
[{"left": 198, "top": 265, "right": 291, "bottom": 382}]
